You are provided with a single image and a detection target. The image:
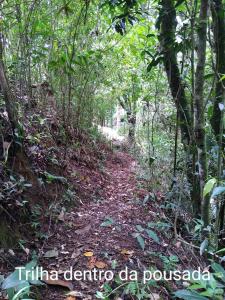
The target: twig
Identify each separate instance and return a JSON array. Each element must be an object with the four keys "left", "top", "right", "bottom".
[{"left": 177, "top": 236, "right": 221, "bottom": 261}]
